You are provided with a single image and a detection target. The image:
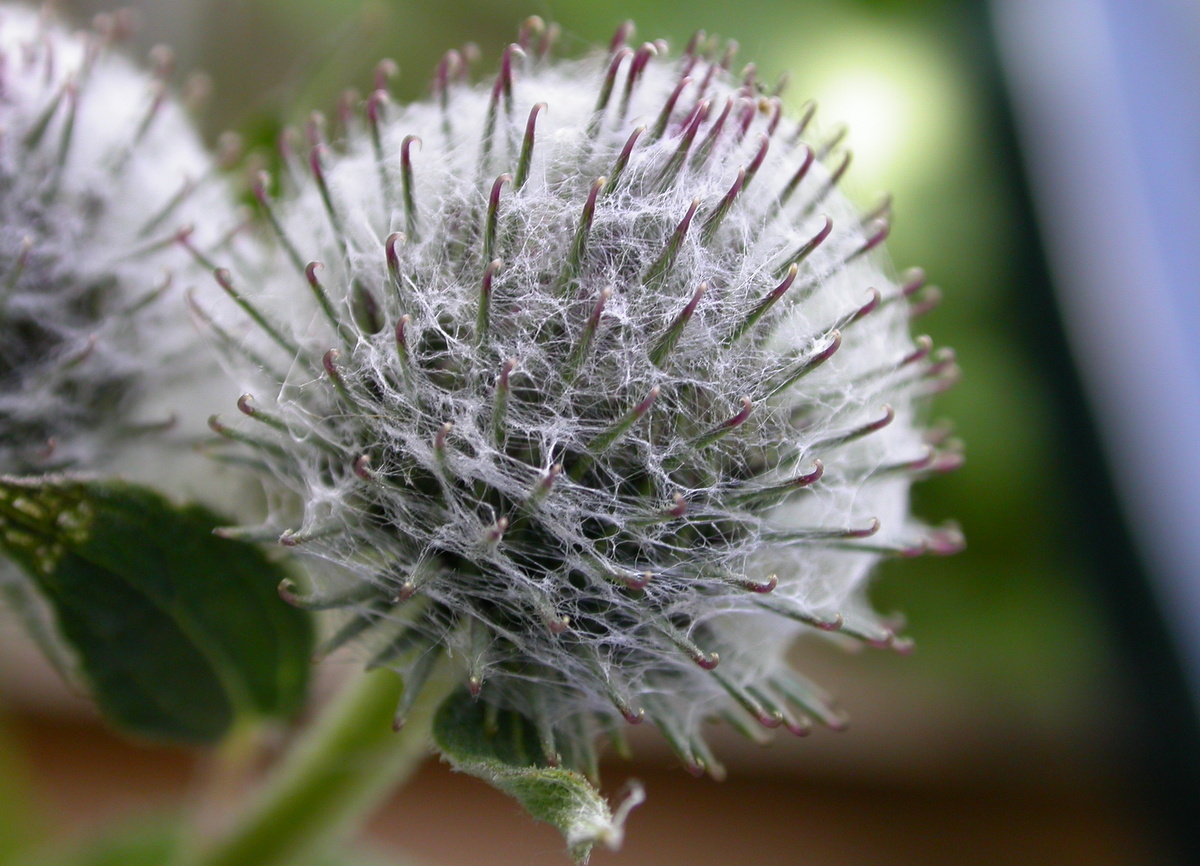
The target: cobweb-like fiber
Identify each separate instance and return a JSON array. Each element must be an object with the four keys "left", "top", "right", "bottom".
[{"left": 204, "top": 24, "right": 962, "bottom": 777}]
